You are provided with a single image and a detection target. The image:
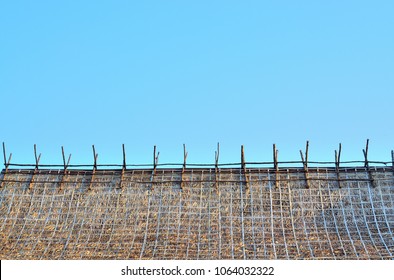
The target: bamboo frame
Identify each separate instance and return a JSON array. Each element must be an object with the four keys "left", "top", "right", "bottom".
[{"left": 0, "top": 140, "right": 390, "bottom": 193}]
